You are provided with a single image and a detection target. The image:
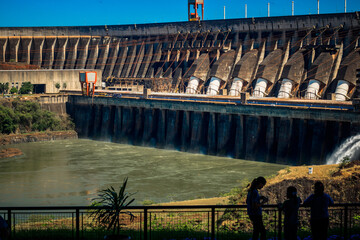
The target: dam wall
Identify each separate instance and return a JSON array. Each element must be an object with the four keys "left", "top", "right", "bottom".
[
  {"left": 1, "top": 13, "right": 360, "bottom": 99},
  {"left": 67, "top": 95, "right": 360, "bottom": 165}
]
